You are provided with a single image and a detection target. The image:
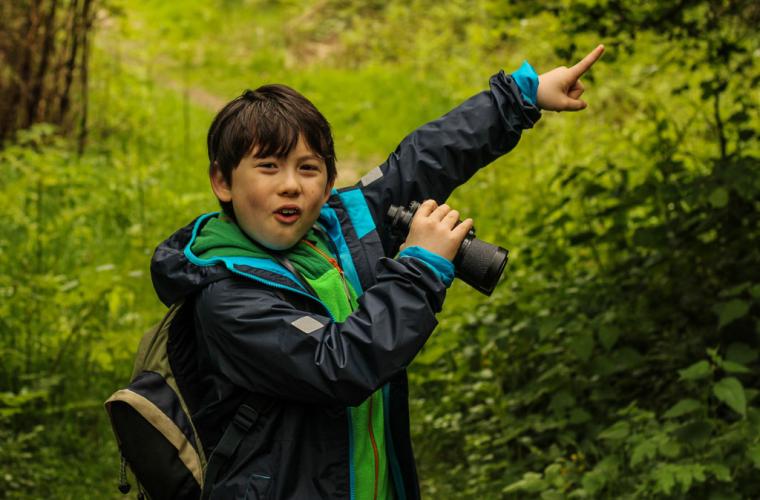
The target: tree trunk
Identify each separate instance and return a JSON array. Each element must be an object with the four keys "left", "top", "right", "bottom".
[
  {"left": 58, "top": 0, "right": 80, "bottom": 125},
  {"left": 27, "top": 0, "right": 59, "bottom": 124},
  {"left": 0, "top": 0, "right": 97, "bottom": 145},
  {"left": 76, "top": 0, "right": 92, "bottom": 155}
]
